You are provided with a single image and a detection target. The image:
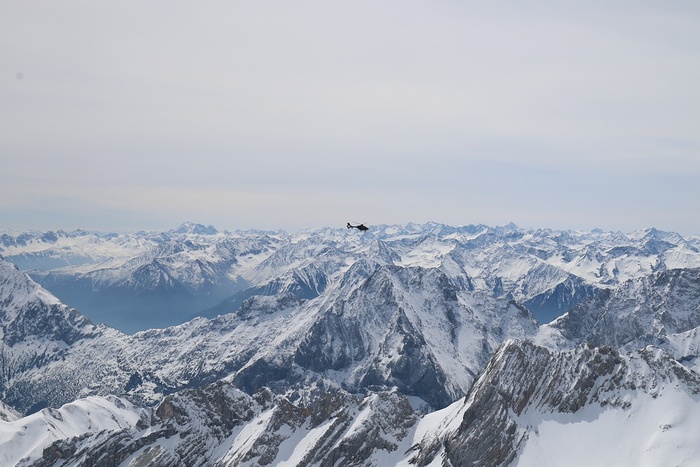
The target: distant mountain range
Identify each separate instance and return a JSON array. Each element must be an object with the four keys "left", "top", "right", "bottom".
[
  {"left": 1, "top": 222, "right": 699, "bottom": 466},
  {"left": 3, "top": 222, "right": 699, "bottom": 332}
]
